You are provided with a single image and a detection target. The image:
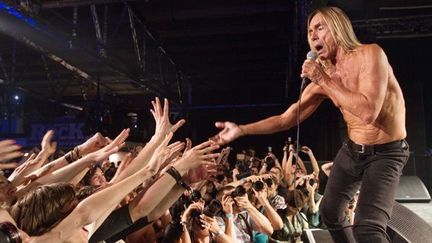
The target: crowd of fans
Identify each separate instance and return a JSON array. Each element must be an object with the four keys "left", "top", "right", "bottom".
[{"left": 0, "top": 97, "right": 358, "bottom": 243}]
